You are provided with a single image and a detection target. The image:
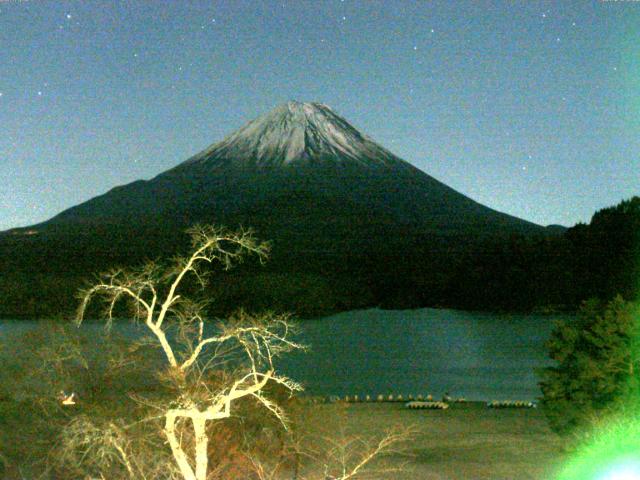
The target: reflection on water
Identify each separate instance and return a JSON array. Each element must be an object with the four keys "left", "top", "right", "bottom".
[
  {"left": 0, "top": 308, "right": 567, "bottom": 401},
  {"left": 278, "top": 308, "right": 564, "bottom": 401}
]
